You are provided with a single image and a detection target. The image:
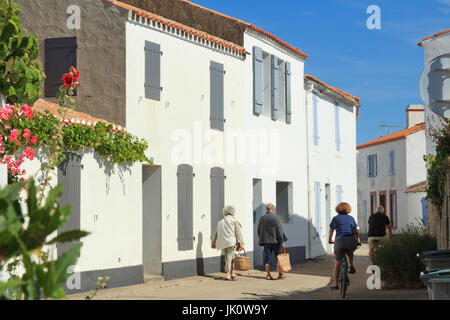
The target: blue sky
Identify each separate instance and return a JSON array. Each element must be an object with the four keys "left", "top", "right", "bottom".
[{"left": 192, "top": 0, "right": 449, "bottom": 145}]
